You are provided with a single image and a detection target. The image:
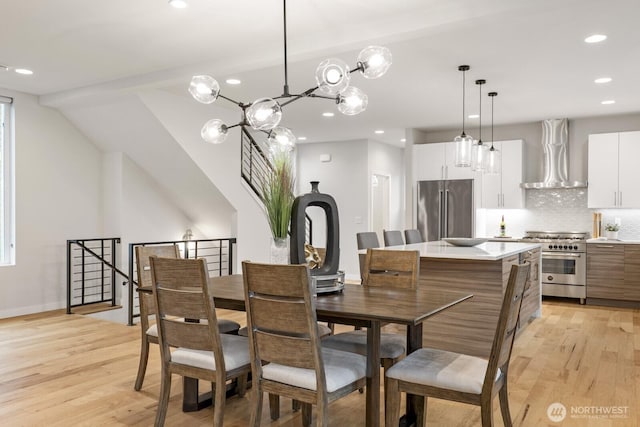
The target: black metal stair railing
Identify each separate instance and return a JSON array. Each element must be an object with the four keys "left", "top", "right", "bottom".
[
  {"left": 66, "top": 238, "right": 128, "bottom": 314},
  {"left": 127, "top": 238, "right": 236, "bottom": 326},
  {"left": 240, "top": 126, "right": 313, "bottom": 244}
]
